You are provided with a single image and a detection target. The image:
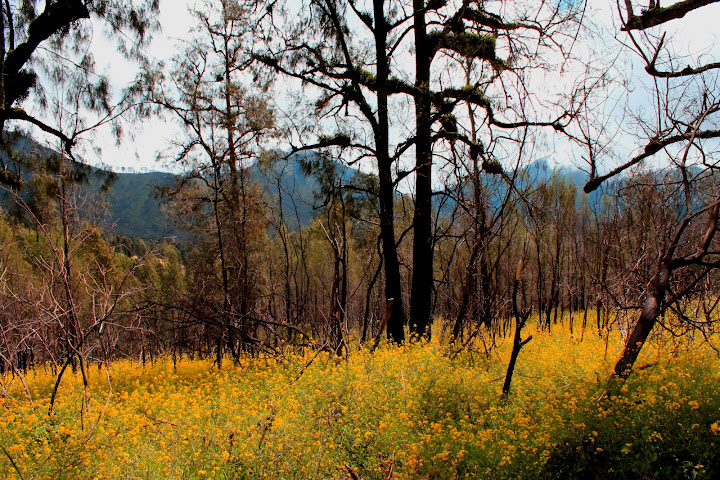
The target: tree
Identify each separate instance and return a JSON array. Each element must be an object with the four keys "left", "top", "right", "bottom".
[
  {"left": 408, "top": 0, "right": 591, "bottom": 337},
  {"left": 145, "top": 0, "right": 275, "bottom": 359},
  {"left": 255, "top": 0, "right": 415, "bottom": 343},
  {"left": 583, "top": 0, "right": 720, "bottom": 388},
  {"left": 257, "top": 0, "right": 591, "bottom": 343},
  {"left": 0, "top": 0, "right": 159, "bottom": 185}
]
